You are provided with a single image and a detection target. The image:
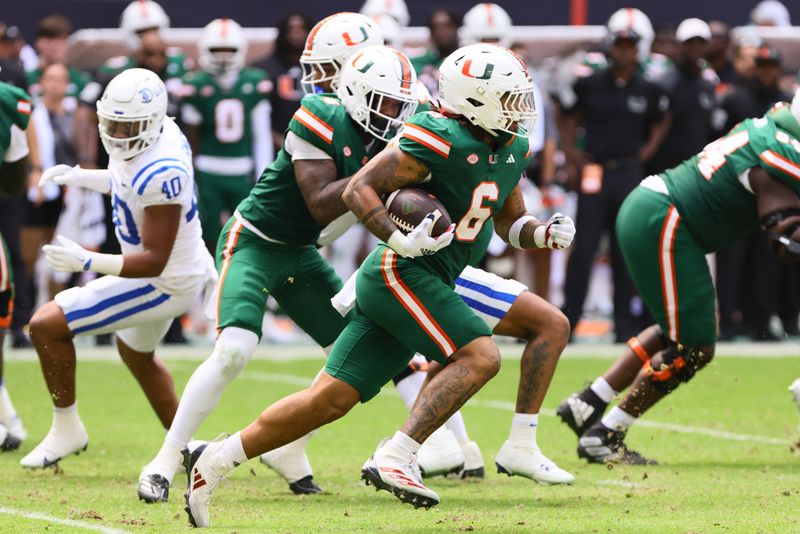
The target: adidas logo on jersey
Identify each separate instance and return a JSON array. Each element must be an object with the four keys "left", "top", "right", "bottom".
[{"left": 506, "top": 154, "right": 516, "bottom": 164}]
